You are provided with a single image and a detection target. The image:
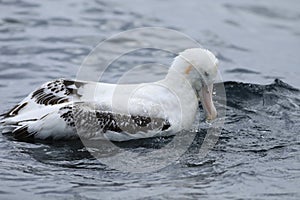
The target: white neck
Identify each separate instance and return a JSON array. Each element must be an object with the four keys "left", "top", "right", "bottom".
[{"left": 155, "top": 64, "right": 199, "bottom": 129}]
